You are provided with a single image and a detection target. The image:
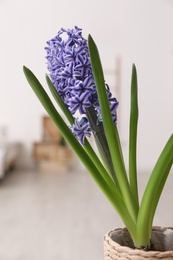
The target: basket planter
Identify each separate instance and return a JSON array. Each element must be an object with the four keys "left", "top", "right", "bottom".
[{"left": 104, "top": 227, "right": 173, "bottom": 259}]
